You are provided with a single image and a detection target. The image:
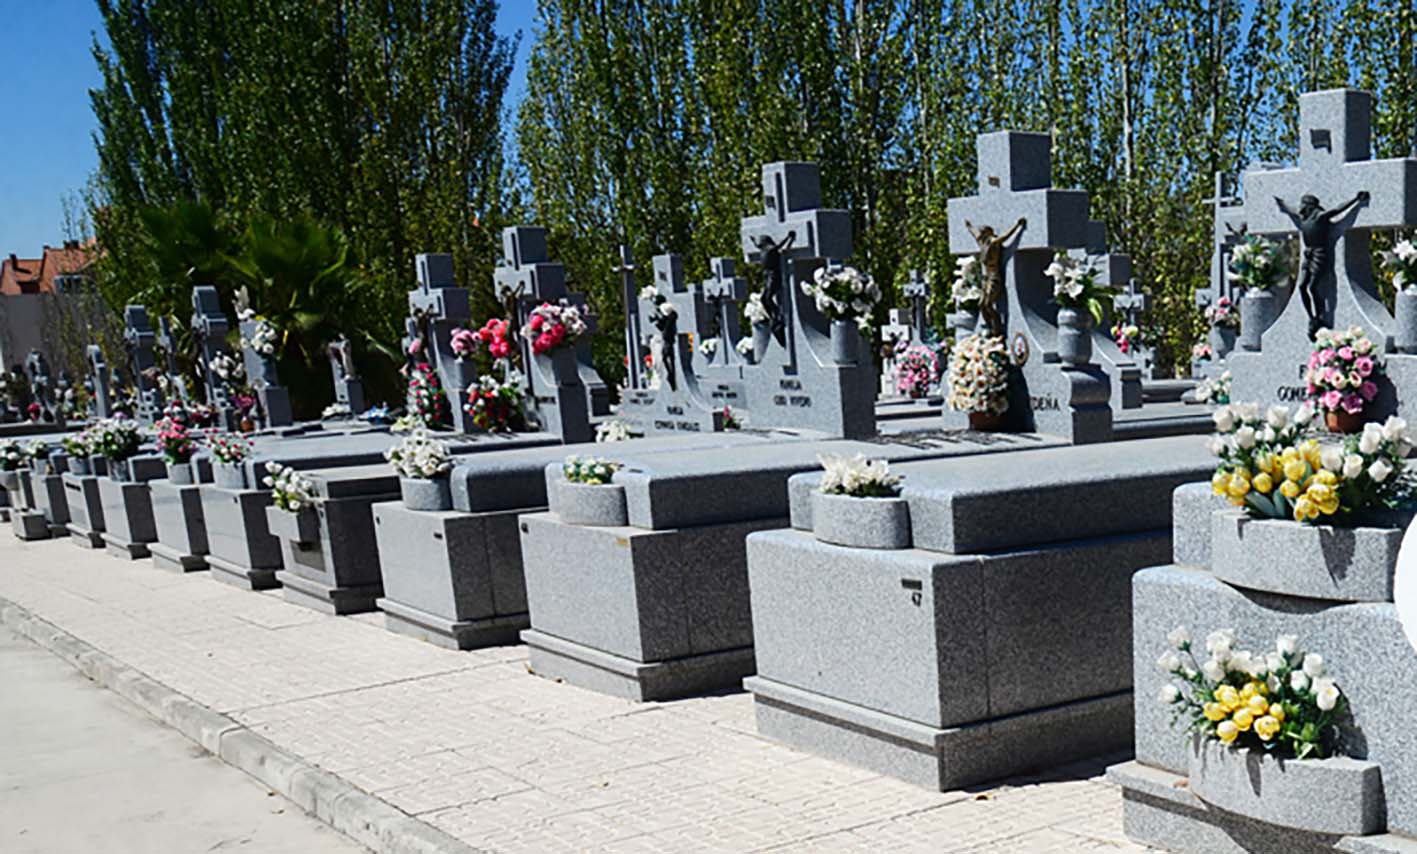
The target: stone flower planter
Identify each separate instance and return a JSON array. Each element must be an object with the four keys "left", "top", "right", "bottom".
[
  {"left": 265, "top": 504, "right": 320, "bottom": 545},
  {"left": 400, "top": 476, "right": 453, "bottom": 512},
  {"left": 1210, "top": 509, "right": 1405, "bottom": 602},
  {"left": 166, "top": 461, "right": 195, "bottom": 486},
  {"left": 1210, "top": 323, "right": 1238, "bottom": 360},
  {"left": 212, "top": 462, "right": 248, "bottom": 490},
  {"left": 1057, "top": 307, "right": 1093, "bottom": 367},
  {"left": 29, "top": 457, "right": 49, "bottom": 475},
  {"left": 1239, "top": 289, "right": 1277, "bottom": 351},
  {"left": 108, "top": 459, "right": 132, "bottom": 483},
  {"left": 1396, "top": 286, "right": 1417, "bottom": 354},
  {"left": 812, "top": 491, "right": 911, "bottom": 550},
  {"left": 69, "top": 456, "right": 92, "bottom": 476},
  {"left": 1186, "top": 737, "right": 1385, "bottom": 836},
  {"left": 829, "top": 319, "right": 859, "bottom": 365},
  {"left": 550, "top": 478, "right": 628, "bottom": 527},
  {"left": 0, "top": 470, "right": 18, "bottom": 492},
  {"left": 87, "top": 455, "right": 109, "bottom": 476}
]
